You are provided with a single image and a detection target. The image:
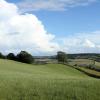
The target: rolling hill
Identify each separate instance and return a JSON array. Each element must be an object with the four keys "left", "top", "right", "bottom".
[{"left": 0, "top": 59, "right": 100, "bottom": 100}]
